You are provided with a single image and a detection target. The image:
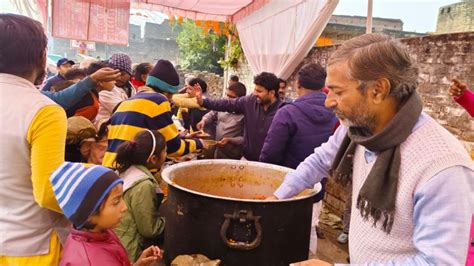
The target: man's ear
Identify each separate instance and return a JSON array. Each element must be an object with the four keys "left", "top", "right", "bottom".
[
  {"left": 269, "top": 89, "right": 276, "bottom": 97},
  {"left": 370, "top": 78, "right": 391, "bottom": 104}
]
